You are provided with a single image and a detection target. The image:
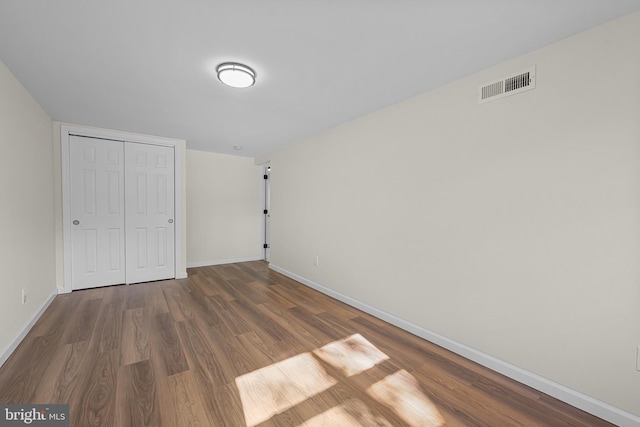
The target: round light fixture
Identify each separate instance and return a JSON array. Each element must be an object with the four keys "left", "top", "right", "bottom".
[{"left": 216, "top": 62, "right": 256, "bottom": 88}]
